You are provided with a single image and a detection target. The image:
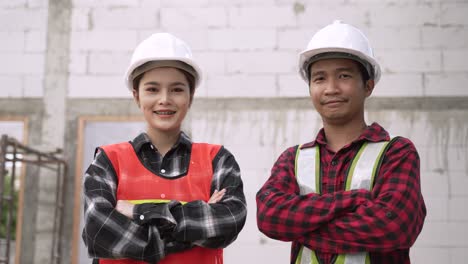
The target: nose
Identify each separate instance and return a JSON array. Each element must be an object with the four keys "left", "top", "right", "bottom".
[
  {"left": 158, "top": 88, "right": 170, "bottom": 105},
  {"left": 324, "top": 77, "right": 339, "bottom": 95}
]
